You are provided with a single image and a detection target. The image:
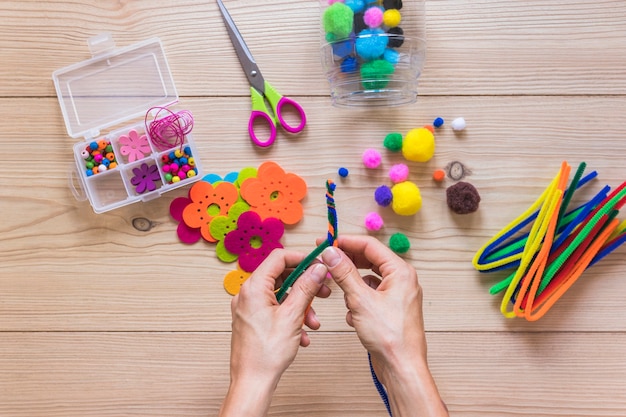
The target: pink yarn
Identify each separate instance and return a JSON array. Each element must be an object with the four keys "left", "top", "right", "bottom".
[
  {"left": 364, "top": 6, "right": 384, "bottom": 28},
  {"left": 389, "top": 163, "right": 409, "bottom": 183},
  {"left": 364, "top": 212, "right": 384, "bottom": 231},
  {"left": 362, "top": 148, "right": 382, "bottom": 169},
  {"left": 145, "top": 107, "right": 194, "bottom": 152}
]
